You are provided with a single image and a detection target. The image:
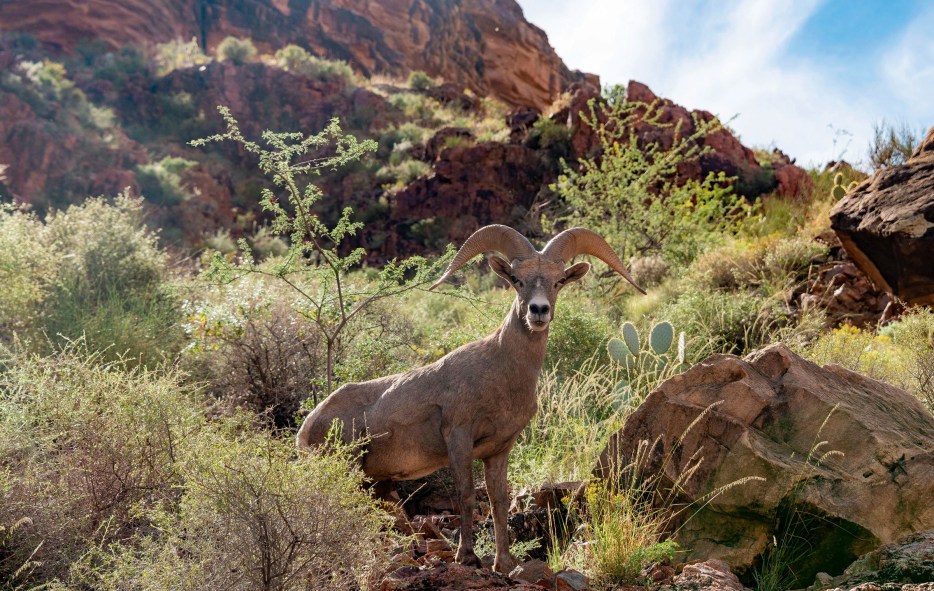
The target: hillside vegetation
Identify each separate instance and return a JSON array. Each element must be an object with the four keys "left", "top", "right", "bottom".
[{"left": 1, "top": 31, "right": 932, "bottom": 591}]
